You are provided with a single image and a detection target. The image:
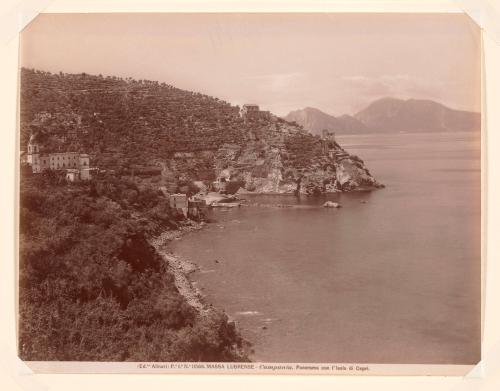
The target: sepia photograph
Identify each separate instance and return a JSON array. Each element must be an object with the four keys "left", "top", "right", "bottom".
[{"left": 17, "top": 12, "right": 482, "bottom": 373}]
